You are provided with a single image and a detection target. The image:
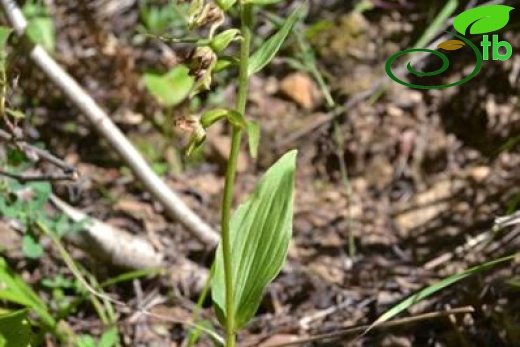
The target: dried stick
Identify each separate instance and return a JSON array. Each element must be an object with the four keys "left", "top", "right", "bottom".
[
  {"left": 0, "top": 128, "right": 79, "bottom": 182},
  {"left": 0, "top": 0, "right": 219, "bottom": 247},
  {"left": 50, "top": 194, "right": 164, "bottom": 270}
]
